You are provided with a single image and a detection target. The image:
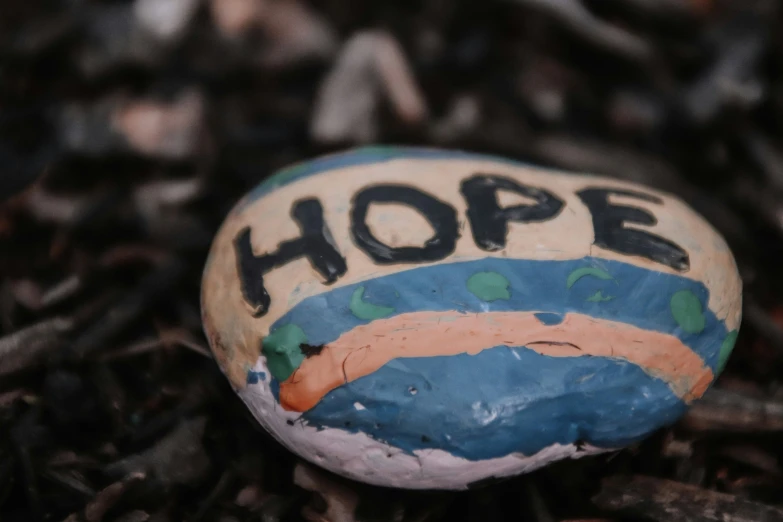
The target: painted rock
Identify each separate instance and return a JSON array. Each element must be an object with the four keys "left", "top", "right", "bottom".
[{"left": 201, "top": 146, "right": 742, "bottom": 490}]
